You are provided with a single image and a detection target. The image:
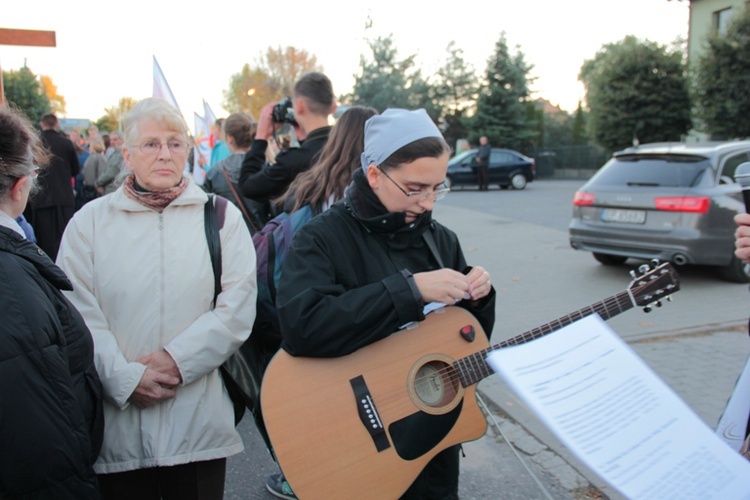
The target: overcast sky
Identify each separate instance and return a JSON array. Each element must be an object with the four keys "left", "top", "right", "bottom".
[{"left": 3, "top": 0, "right": 689, "bottom": 124}]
